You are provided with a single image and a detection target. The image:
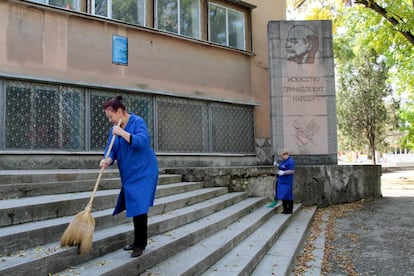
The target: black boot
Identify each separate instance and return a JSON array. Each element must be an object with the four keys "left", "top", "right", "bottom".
[
  {"left": 282, "top": 200, "right": 288, "bottom": 214},
  {"left": 282, "top": 200, "right": 293, "bottom": 214},
  {"left": 286, "top": 200, "right": 293, "bottom": 214},
  {"left": 130, "top": 213, "right": 148, "bottom": 258}
]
